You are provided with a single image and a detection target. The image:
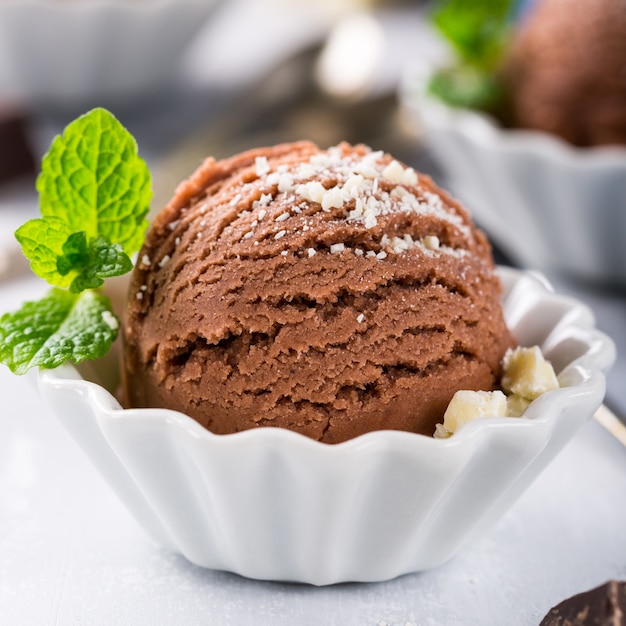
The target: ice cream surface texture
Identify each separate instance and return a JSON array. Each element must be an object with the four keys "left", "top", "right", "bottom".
[{"left": 121, "top": 141, "right": 514, "bottom": 443}]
